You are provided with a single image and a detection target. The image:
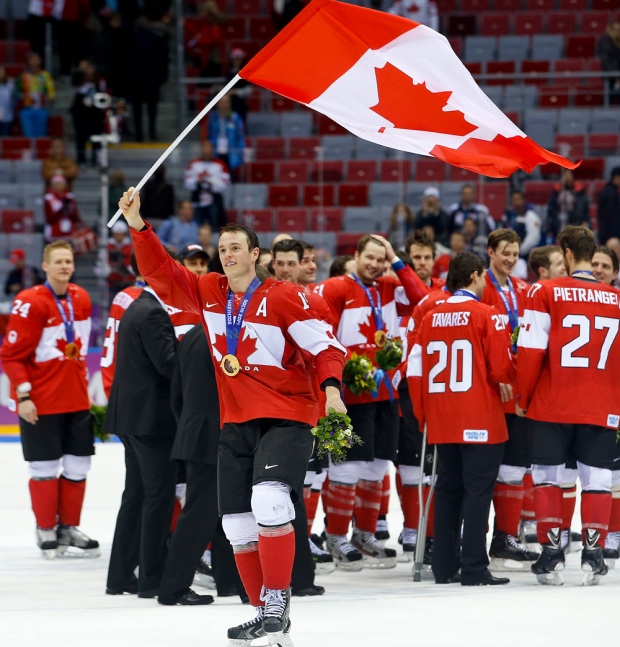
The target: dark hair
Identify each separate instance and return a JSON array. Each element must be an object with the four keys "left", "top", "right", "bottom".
[
  {"left": 487, "top": 228, "right": 522, "bottom": 251},
  {"left": 557, "top": 225, "right": 596, "bottom": 264},
  {"left": 528, "top": 245, "right": 560, "bottom": 277},
  {"left": 594, "top": 244, "right": 620, "bottom": 274},
  {"left": 396, "top": 250, "right": 414, "bottom": 270},
  {"left": 273, "top": 238, "right": 304, "bottom": 262},
  {"left": 611, "top": 166, "right": 620, "bottom": 179},
  {"left": 220, "top": 223, "right": 260, "bottom": 251},
  {"left": 299, "top": 240, "right": 315, "bottom": 252},
  {"left": 446, "top": 251, "right": 485, "bottom": 292},
  {"left": 405, "top": 230, "right": 436, "bottom": 258},
  {"left": 356, "top": 234, "right": 385, "bottom": 255},
  {"left": 329, "top": 255, "right": 354, "bottom": 277}
]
